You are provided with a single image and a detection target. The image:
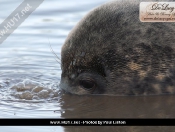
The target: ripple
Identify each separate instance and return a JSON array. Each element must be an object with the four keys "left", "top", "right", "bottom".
[{"left": 0, "top": 78, "right": 61, "bottom": 102}]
